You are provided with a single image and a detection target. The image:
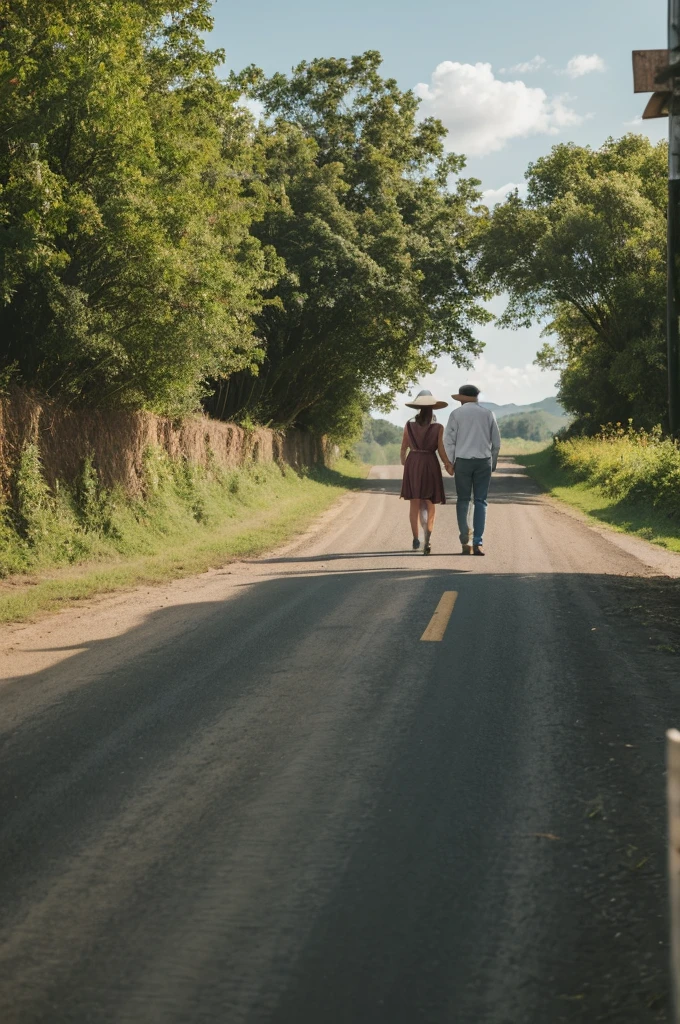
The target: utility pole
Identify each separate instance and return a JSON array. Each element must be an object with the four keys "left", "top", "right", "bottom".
[
  {"left": 669, "top": 0, "right": 680, "bottom": 435},
  {"left": 669, "top": 729, "right": 680, "bottom": 1024},
  {"left": 633, "top": 7, "right": 680, "bottom": 434}
]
